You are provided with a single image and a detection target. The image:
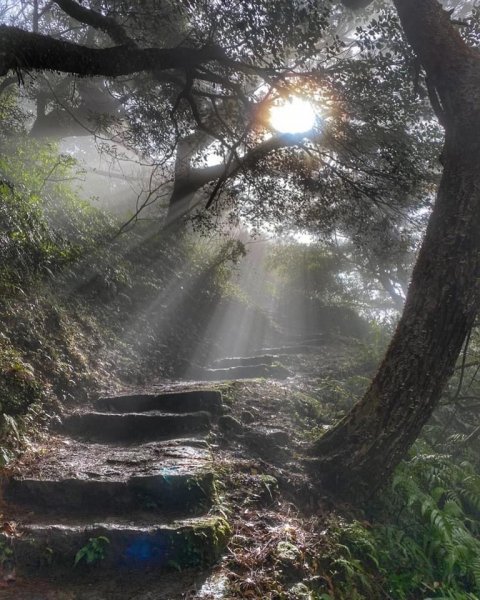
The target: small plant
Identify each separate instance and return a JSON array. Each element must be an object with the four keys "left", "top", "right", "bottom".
[
  {"left": 0, "top": 541, "right": 13, "bottom": 567},
  {"left": 74, "top": 536, "right": 110, "bottom": 566}
]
